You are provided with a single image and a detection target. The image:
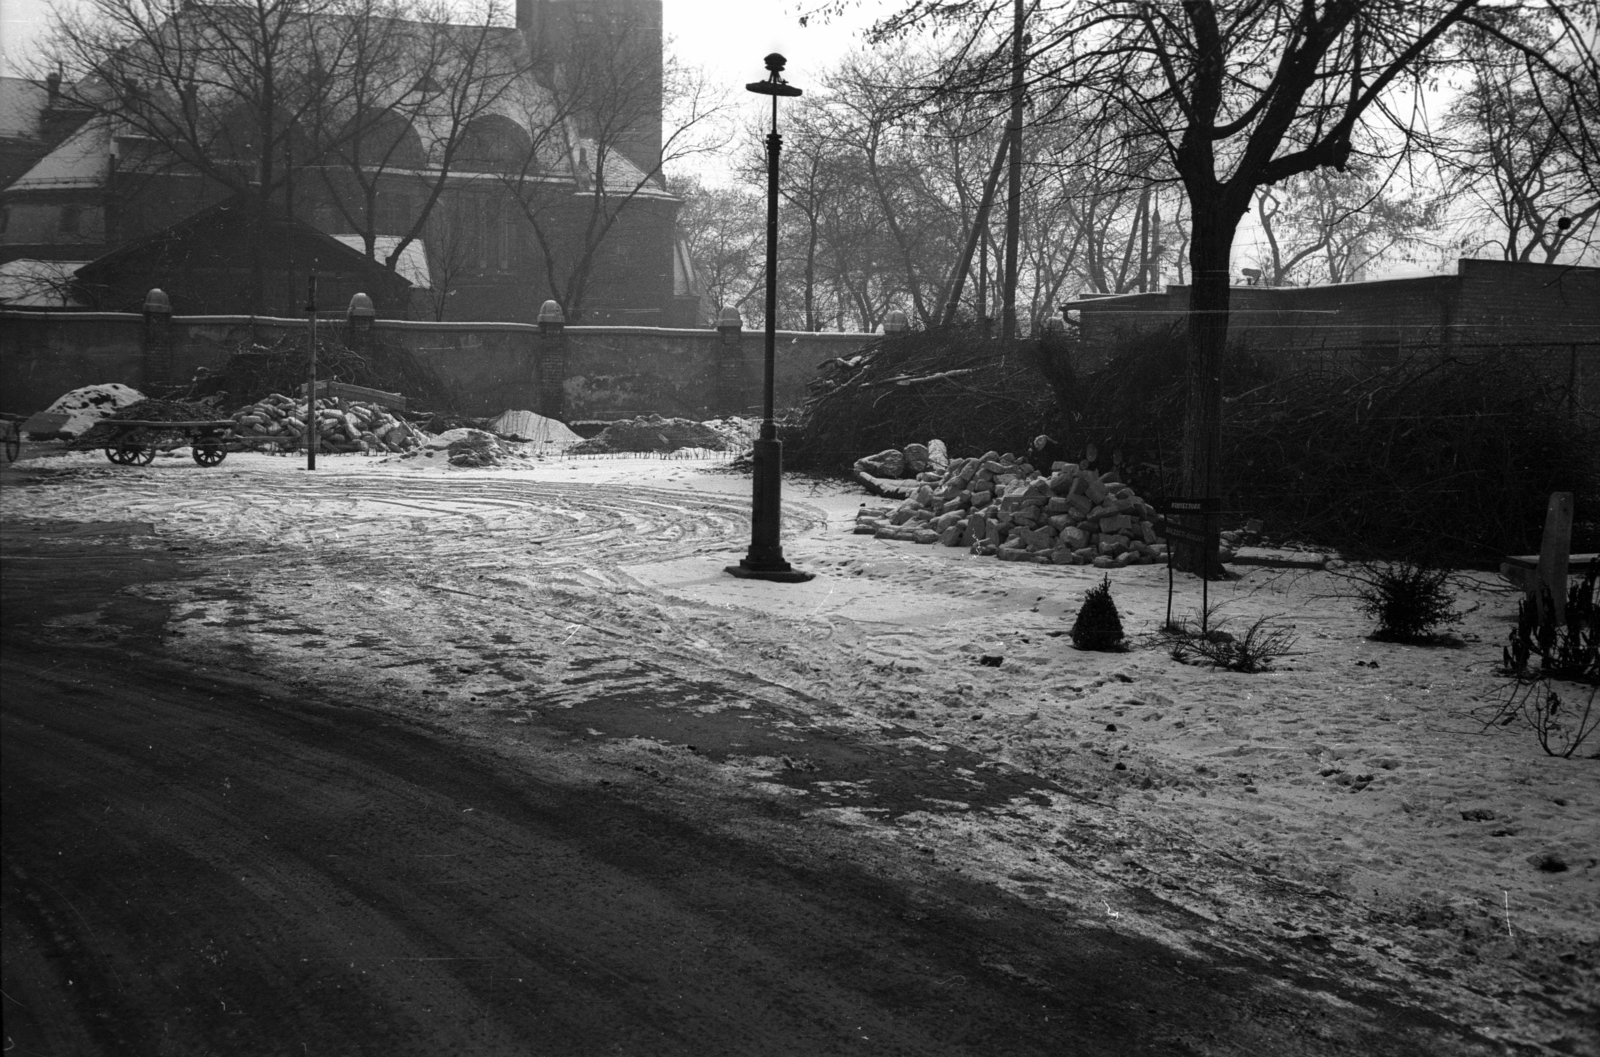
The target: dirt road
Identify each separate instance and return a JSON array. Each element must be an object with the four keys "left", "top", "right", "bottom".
[{"left": 0, "top": 455, "right": 1578, "bottom": 1054}]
